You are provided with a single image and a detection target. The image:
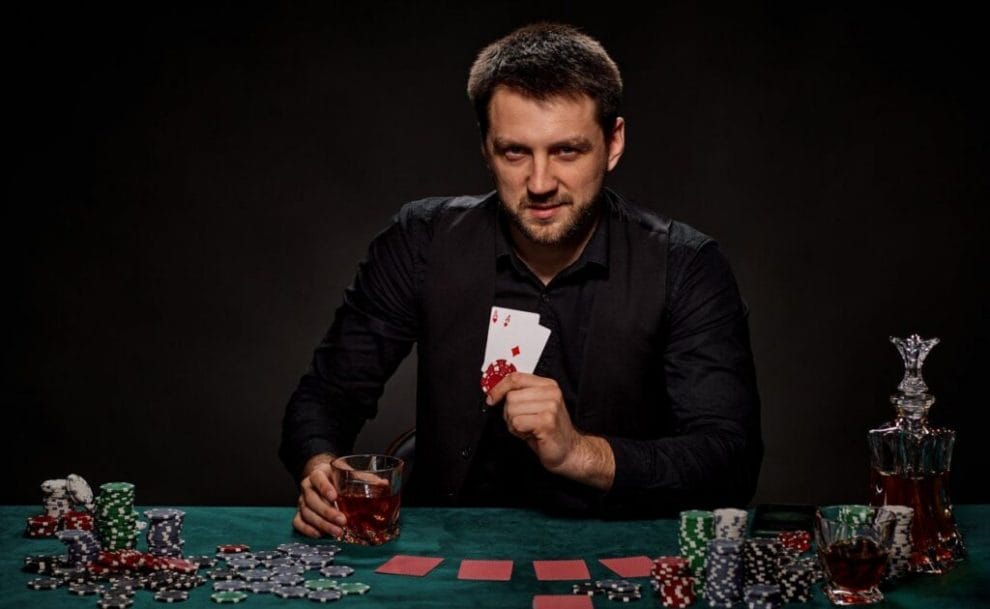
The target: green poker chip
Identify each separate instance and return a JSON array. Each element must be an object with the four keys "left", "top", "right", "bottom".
[
  {"left": 337, "top": 582, "right": 371, "bottom": 595},
  {"left": 304, "top": 579, "right": 340, "bottom": 590},
  {"left": 211, "top": 590, "right": 248, "bottom": 603}
]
